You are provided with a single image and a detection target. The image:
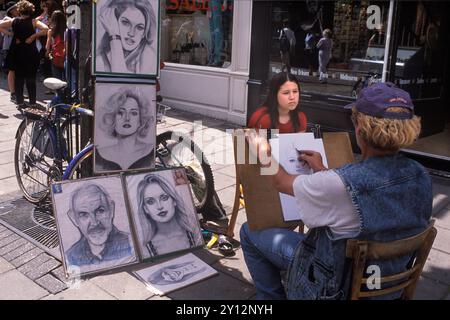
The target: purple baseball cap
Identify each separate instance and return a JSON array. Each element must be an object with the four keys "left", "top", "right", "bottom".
[{"left": 346, "top": 82, "right": 414, "bottom": 119}]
